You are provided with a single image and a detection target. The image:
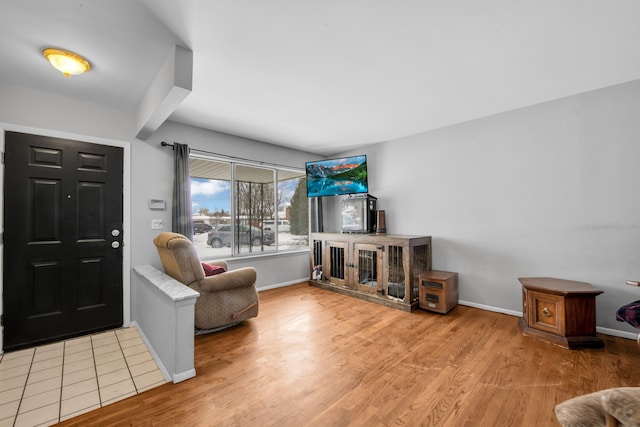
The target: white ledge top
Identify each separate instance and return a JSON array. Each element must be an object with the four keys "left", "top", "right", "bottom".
[{"left": 134, "top": 265, "right": 200, "bottom": 302}]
